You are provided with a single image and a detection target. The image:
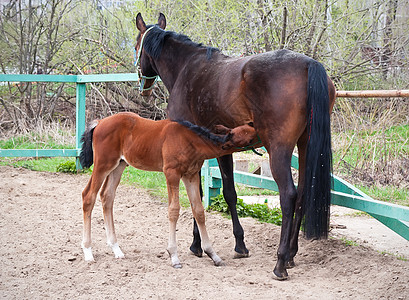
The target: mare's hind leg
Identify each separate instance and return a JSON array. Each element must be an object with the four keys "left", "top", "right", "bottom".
[
  {"left": 267, "top": 146, "right": 297, "bottom": 280},
  {"left": 164, "top": 169, "right": 182, "bottom": 268},
  {"left": 183, "top": 173, "right": 224, "bottom": 266},
  {"left": 99, "top": 160, "right": 127, "bottom": 259},
  {"left": 287, "top": 132, "right": 308, "bottom": 268},
  {"left": 218, "top": 155, "right": 249, "bottom": 258}
]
